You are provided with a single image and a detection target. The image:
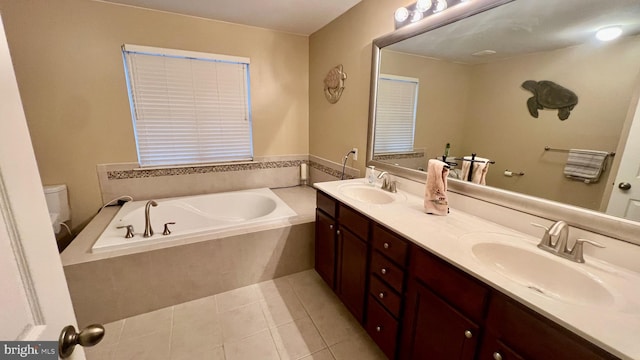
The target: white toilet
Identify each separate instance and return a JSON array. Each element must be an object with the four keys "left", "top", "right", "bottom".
[{"left": 43, "top": 184, "right": 70, "bottom": 234}]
